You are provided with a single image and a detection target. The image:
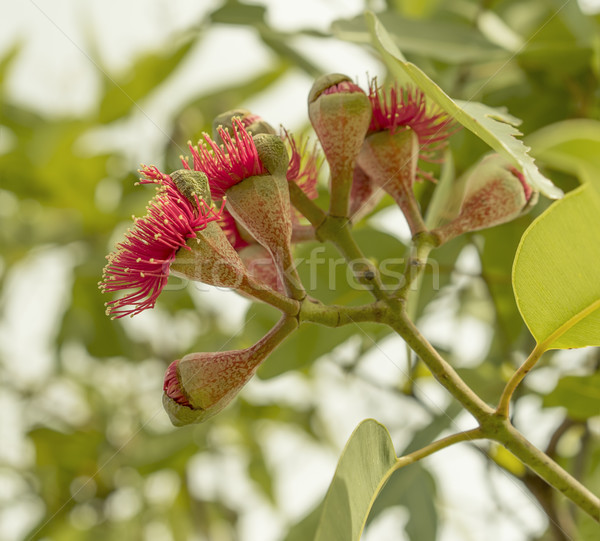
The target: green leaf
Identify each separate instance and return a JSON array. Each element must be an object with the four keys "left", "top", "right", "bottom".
[
  {"left": 98, "top": 36, "right": 195, "bottom": 123},
  {"left": 368, "top": 464, "right": 437, "bottom": 541},
  {"left": 283, "top": 504, "right": 323, "bottom": 541},
  {"left": 512, "top": 185, "right": 600, "bottom": 349},
  {"left": 543, "top": 373, "right": 600, "bottom": 420},
  {"left": 210, "top": 0, "right": 266, "bottom": 26},
  {"left": 365, "top": 11, "right": 563, "bottom": 199},
  {"left": 527, "top": 119, "right": 600, "bottom": 193},
  {"left": 315, "top": 419, "right": 398, "bottom": 541}
]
